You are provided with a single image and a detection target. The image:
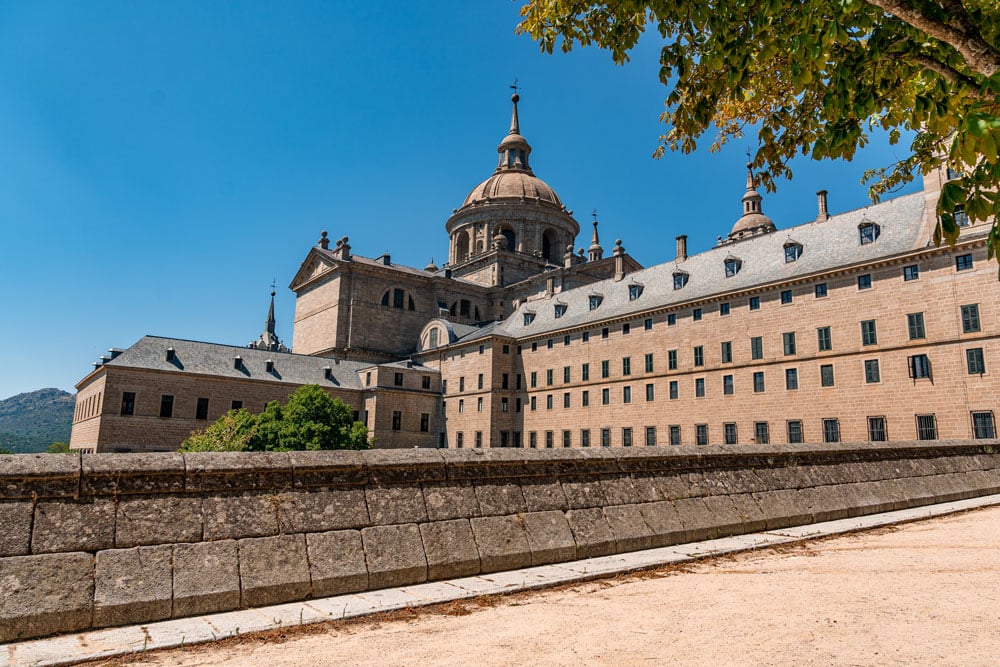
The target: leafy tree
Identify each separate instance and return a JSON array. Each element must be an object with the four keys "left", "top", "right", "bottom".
[
  {"left": 47, "top": 441, "right": 72, "bottom": 454},
  {"left": 181, "top": 385, "right": 370, "bottom": 452},
  {"left": 518, "top": 1, "right": 1000, "bottom": 265},
  {"left": 0, "top": 447, "right": 13, "bottom": 455}
]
